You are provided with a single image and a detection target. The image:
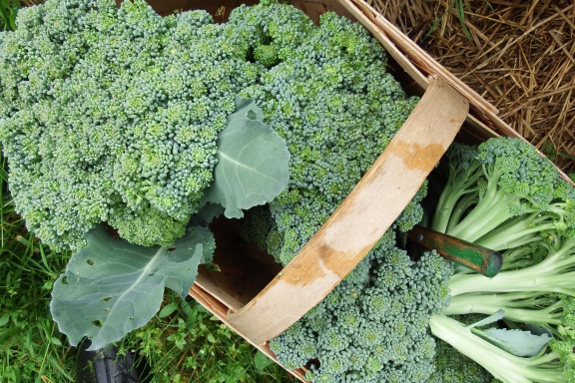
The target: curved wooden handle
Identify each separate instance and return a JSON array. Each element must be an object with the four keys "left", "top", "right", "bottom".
[{"left": 227, "top": 76, "right": 469, "bottom": 344}]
